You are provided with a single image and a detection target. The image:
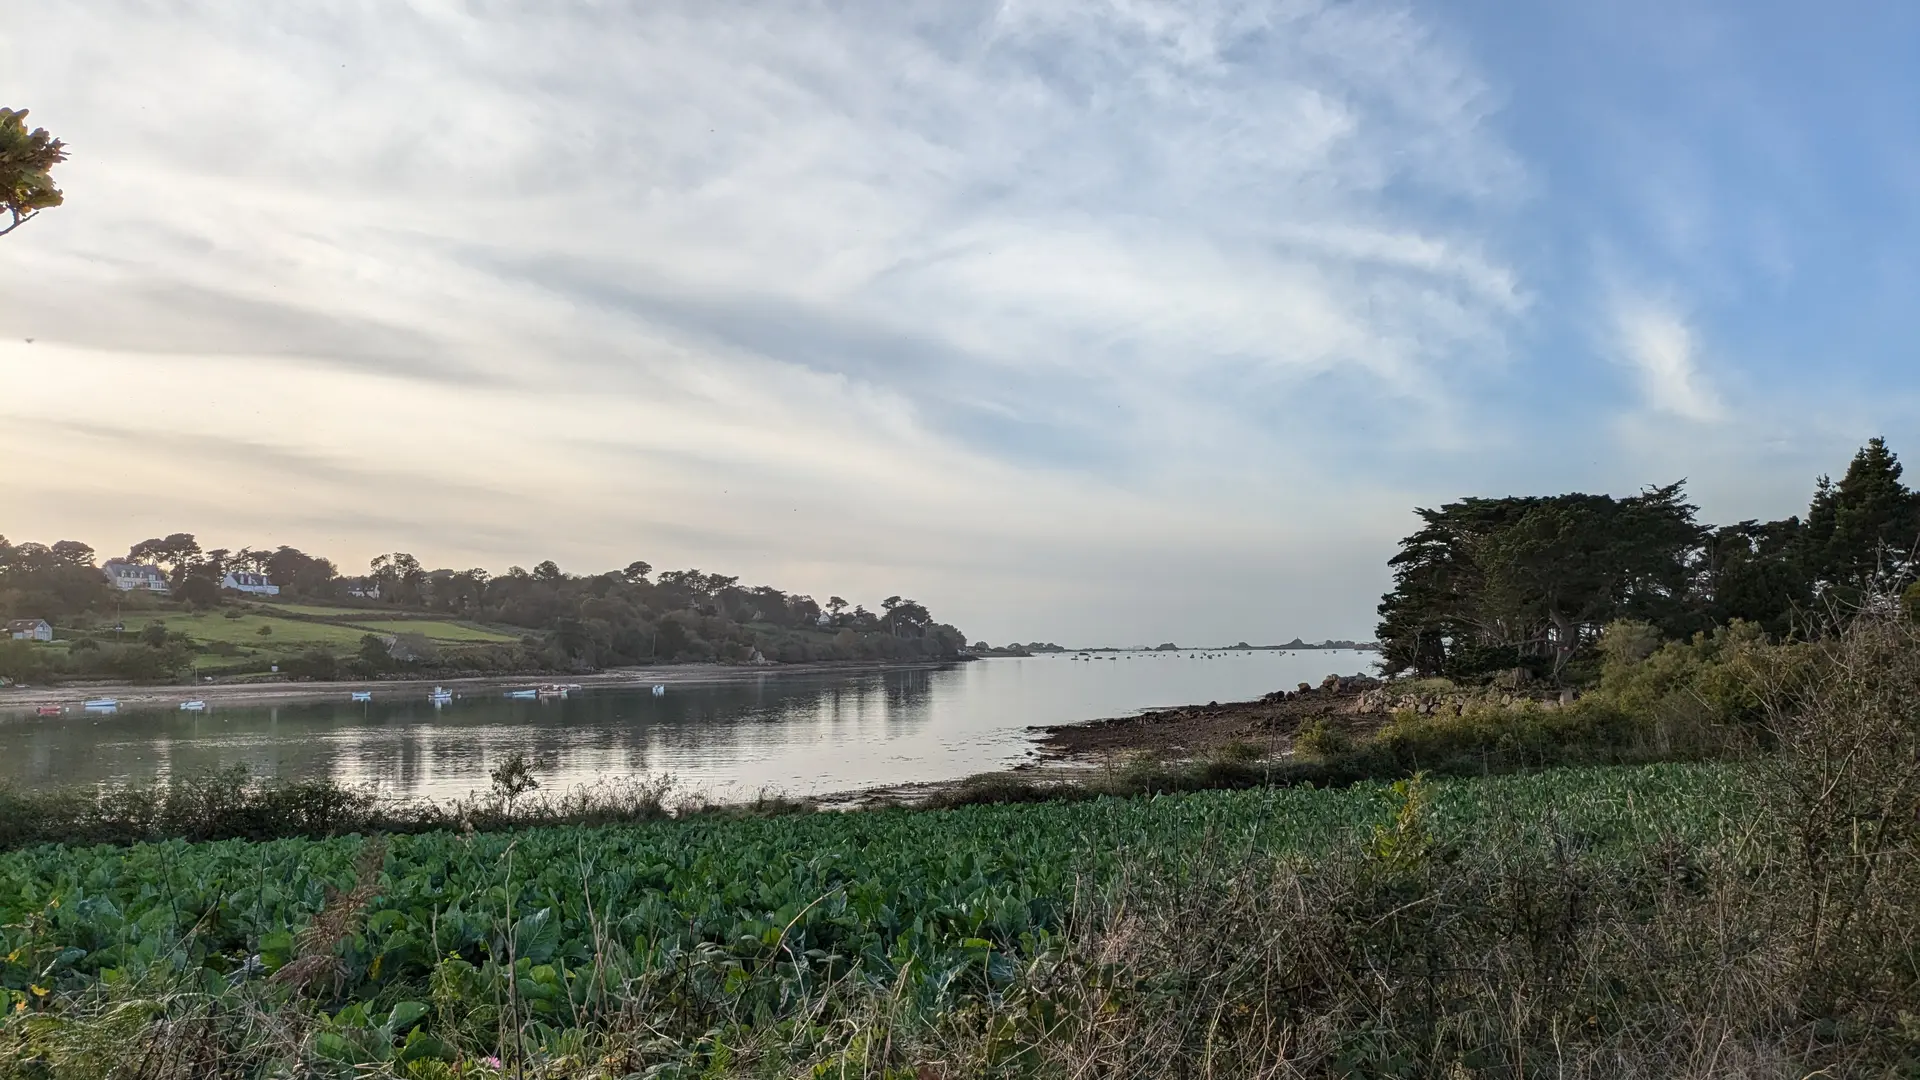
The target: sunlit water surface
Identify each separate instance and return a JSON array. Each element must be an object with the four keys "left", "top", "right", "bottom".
[{"left": 0, "top": 651, "right": 1377, "bottom": 801}]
